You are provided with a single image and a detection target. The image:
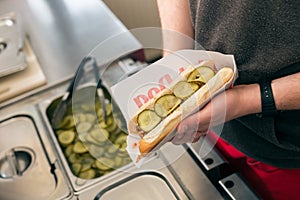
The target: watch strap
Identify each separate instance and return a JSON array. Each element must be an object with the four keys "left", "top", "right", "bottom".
[{"left": 259, "top": 81, "right": 277, "bottom": 117}]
